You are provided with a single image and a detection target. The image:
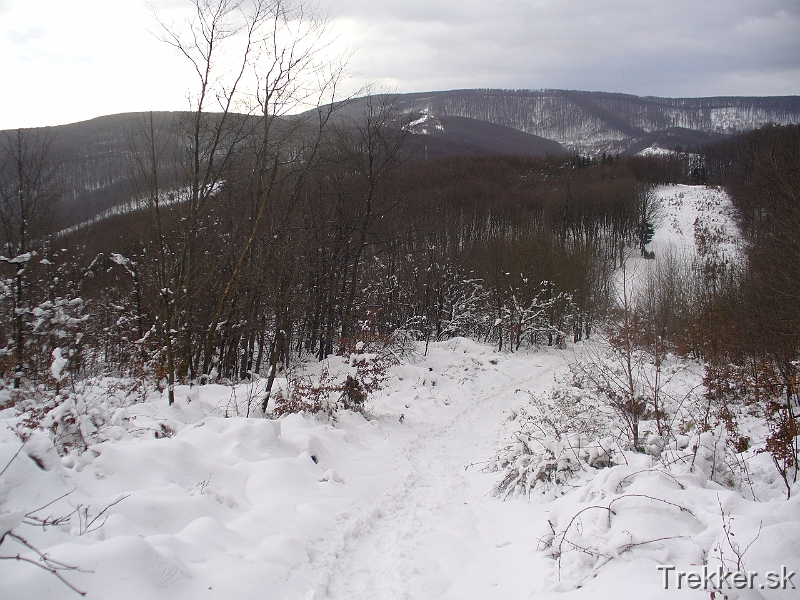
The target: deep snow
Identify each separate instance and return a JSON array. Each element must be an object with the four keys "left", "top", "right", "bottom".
[{"left": 1, "top": 342, "right": 578, "bottom": 599}]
